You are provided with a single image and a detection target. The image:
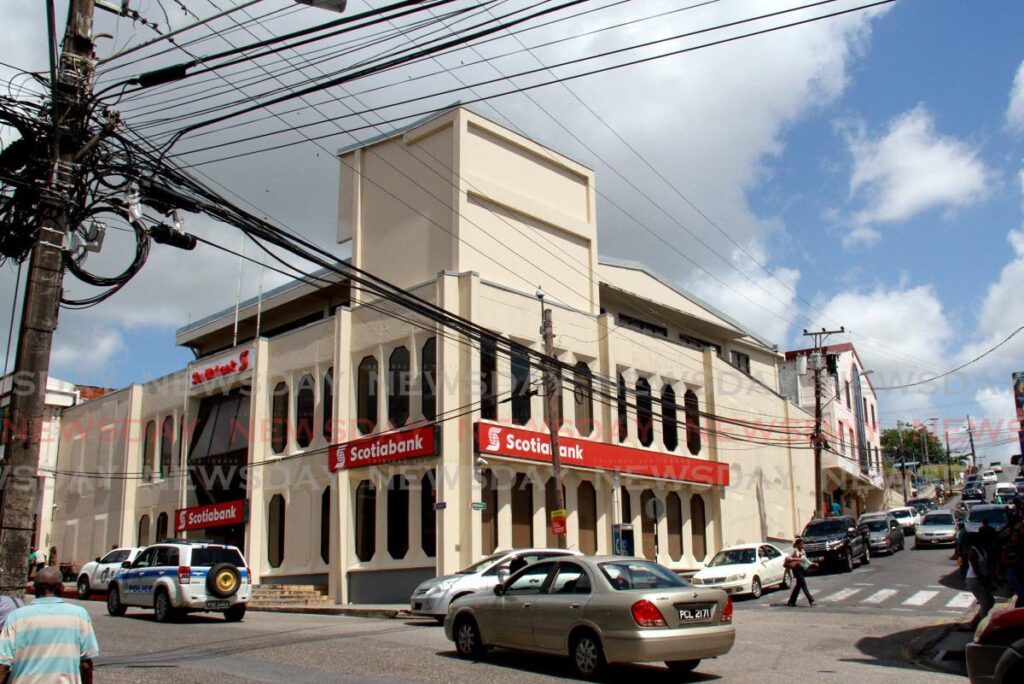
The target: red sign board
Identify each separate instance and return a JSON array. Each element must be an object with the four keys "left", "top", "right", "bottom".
[
  {"left": 475, "top": 422, "right": 730, "bottom": 486},
  {"left": 190, "top": 348, "right": 251, "bottom": 387},
  {"left": 550, "top": 509, "right": 567, "bottom": 536},
  {"left": 329, "top": 425, "right": 436, "bottom": 472},
  {"left": 175, "top": 500, "right": 245, "bottom": 532}
]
